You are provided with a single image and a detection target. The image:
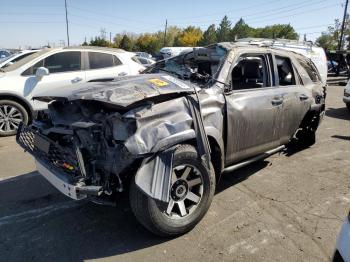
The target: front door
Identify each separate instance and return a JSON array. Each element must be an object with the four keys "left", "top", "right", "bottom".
[
  {"left": 21, "top": 51, "right": 85, "bottom": 110},
  {"left": 224, "top": 52, "right": 282, "bottom": 165}
]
